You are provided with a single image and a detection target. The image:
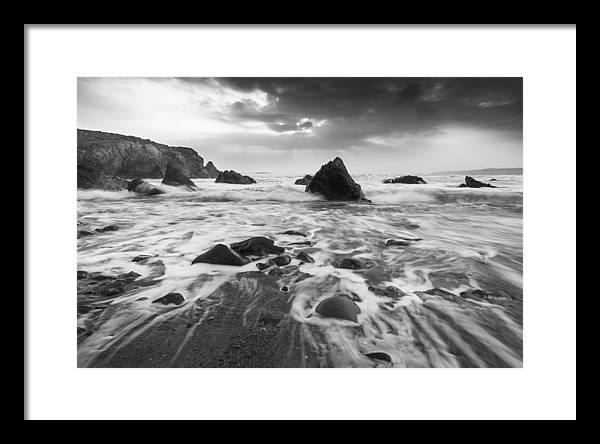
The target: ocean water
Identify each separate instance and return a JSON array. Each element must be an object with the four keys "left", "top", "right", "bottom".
[{"left": 77, "top": 173, "right": 523, "bottom": 368}]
